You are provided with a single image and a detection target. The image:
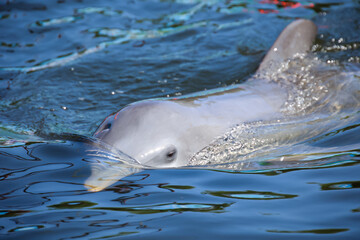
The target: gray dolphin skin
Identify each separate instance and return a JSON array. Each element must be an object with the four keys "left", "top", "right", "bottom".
[{"left": 93, "top": 19, "right": 317, "bottom": 169}]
